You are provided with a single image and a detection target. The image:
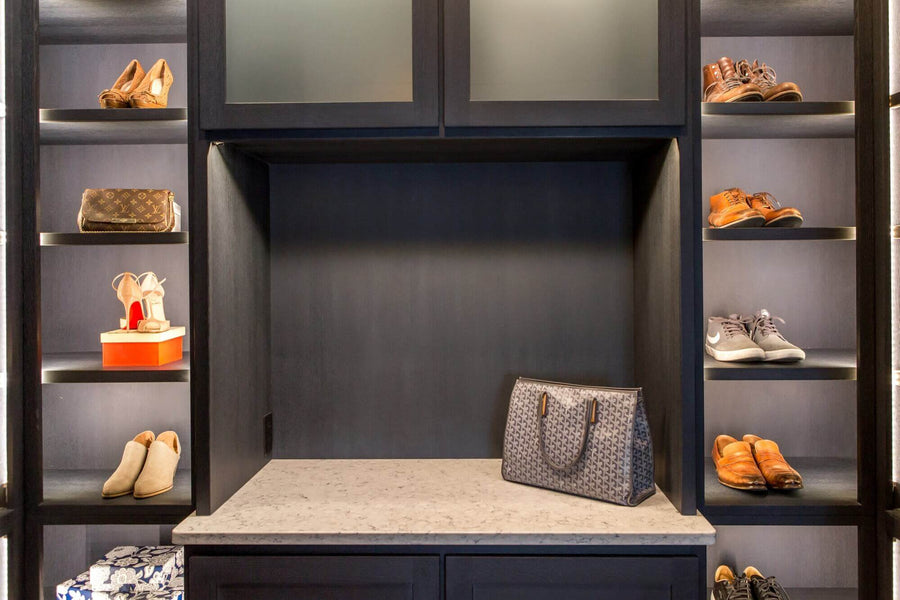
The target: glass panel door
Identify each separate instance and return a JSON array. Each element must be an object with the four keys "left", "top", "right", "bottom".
[
  {"left": 444, "top": 0, "right": 684, "bottom": 127},
  {"left": 198, "top": 0, "right": 439, "bottom": 129},
  {"left": 225, "top": 0, "right": 414, "bottom": 104},
  {"left": 468, "top": 0, "right": 658, "bottom": 102}
]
